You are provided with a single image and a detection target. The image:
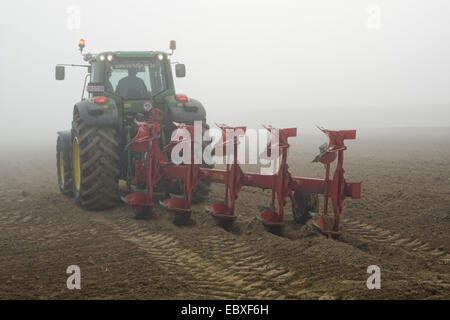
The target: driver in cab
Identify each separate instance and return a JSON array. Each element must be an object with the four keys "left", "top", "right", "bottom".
[{"left": 115, "top": 67, "right": 148, "bottom": 99}]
